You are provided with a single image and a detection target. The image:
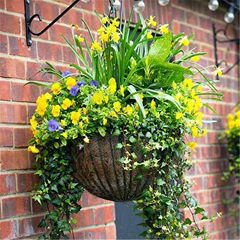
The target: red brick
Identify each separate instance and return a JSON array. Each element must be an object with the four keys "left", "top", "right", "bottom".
[
  {"left": 59, "top": 7, "right": 83, "bottom": 25},
  {"left": 2, "top": 196, "right": 31, "bottom": 218},
  {"left": 0, "top": 127, "right": 13, "bottom": 147},
  {"left": 37, "top": 42, "right": 63, "bottom": 61},
  {"left": 6, "top": 0, "right": 24, "bottom": 13},
  {"left": 0, "top": 150, "right": 31, "bottom": 170},
  {"left": 9, "top": 36, "right": 37, "bottom": 58},
  {"left": 0, "top": 103, "right": 28, "bottom": 124},
  {"left": 82, "top": 191, "right": 106, "bottom": 207},
  {"left": 0, "top": 81, "right": 11, "bottom": 100},
  {"left": 82, "top": 12, "right": 100, "bottom": 32},
  {"left": 0, "top": 34, "right": 8, "bottom": 54},
  {"left": 17, "top": 172, "right": 38, "bottom": 192},
  {"left": 0, "top": 57, "right": 25, "bottom": 79},
  {"left": 11, "top": 82, "right": 40, "bottom": 103},
  {"left": 49, "top": 24, "right": 72, "bottom": 43},
  {"left": 0, "top": 220, "right": 18, "bottom": 239},
  {"left": 75, "top": 208, "right": 94, "bottom": 227},
  {"left": 105, "top": 223, "right": 116, "bottom": 240},
  {"left": 13, "top": 128, "right": 32, "bottom": 147},
  {"left": 94, "top": 205, "right": 115, "bottom": 225},
  {"left": 0, "top": 174, "right": 16, "bottom": 194},
  {"left": 0, "top": 12, "right": 21, "bottom": 34},
  {"left": 18, "top": 216, "right": 44, "bottom": 237},
  {"left": 34, "top": 1, "right": 60, "bottom": 21}
]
